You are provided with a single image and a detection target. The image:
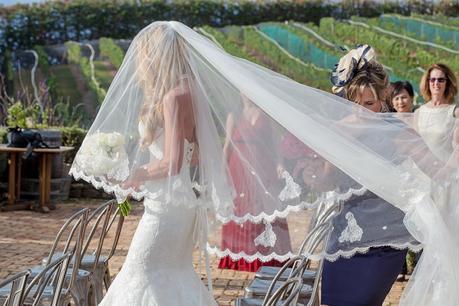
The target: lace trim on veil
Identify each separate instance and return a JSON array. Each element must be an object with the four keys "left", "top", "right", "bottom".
[
  {"left": 69, "top": 167, "right": 150, "bottom": 203},
  {"left": 70, "top": 164, "right": 368, "bottom": 224},
  {"left": 323, "top": 241, "right": 423, "bottom": 262},
  {"left": 206, "top": 246, "right": 295, "bottom": 263},
  {"left": 70, "top": 162, "right": 422, "bottom": 263},
  {"left": 70, "top": 167, "right": 205, "bottom": 207},
  {"left": 207, "top": 242, "right": 423, "bottom": 263},
  {"left": 215, "top": 186, "right": 368, "bottom": 224}
]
